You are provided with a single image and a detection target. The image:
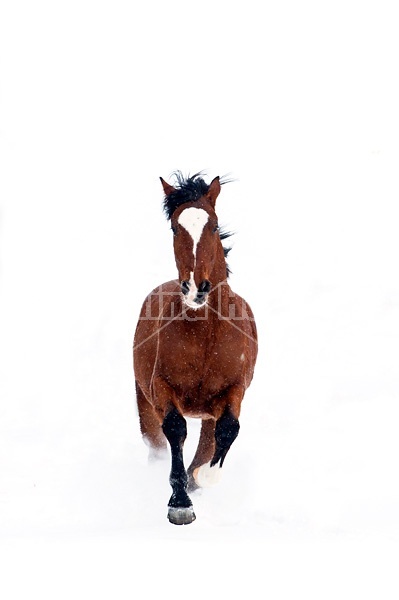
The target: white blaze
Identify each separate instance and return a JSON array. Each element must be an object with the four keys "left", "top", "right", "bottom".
[
  {"left": 178, "top": 207, "right": 209, "bottom": 259},
  {"left": 178, "top": 208, "right": 209, "bottom": 308},
  {"left": 186, "top": 271, "right": 197, "bottom": 304}
]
